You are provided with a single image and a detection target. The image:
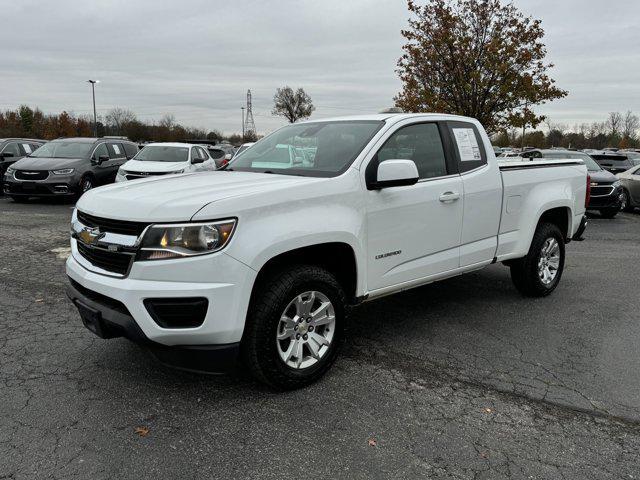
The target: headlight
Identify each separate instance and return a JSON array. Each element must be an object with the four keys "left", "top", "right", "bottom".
[
  {"left": 612, "top": 180, "right": 621, "bottom": 188},
  {"left": 52, "top": 168, "right": 74, "bottom": 175},
  {"left": 5, "top": 167, "right": 15, "bottom": 175},
  {"left": 117, "top": 168, "right": 126, "bottom": 175},
  {"left": 139, "top": 219, "right": 236, "bottom": 260}
]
